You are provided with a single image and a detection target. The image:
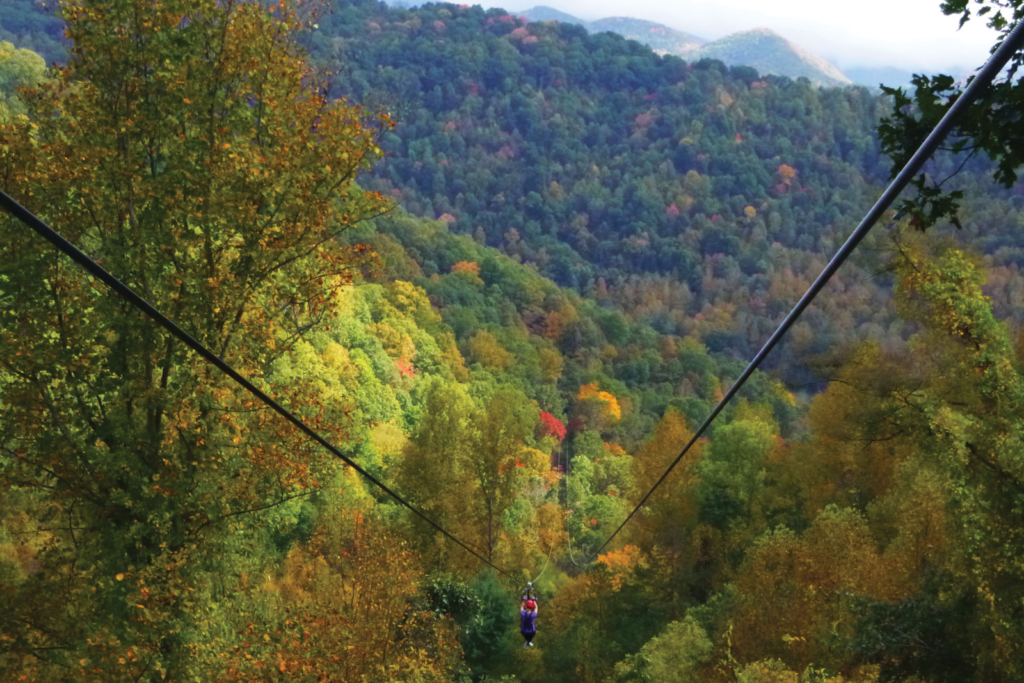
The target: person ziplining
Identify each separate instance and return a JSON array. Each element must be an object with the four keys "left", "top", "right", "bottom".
[{"left": 520, "top": 598, "right": 538, "bottom": 648}]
